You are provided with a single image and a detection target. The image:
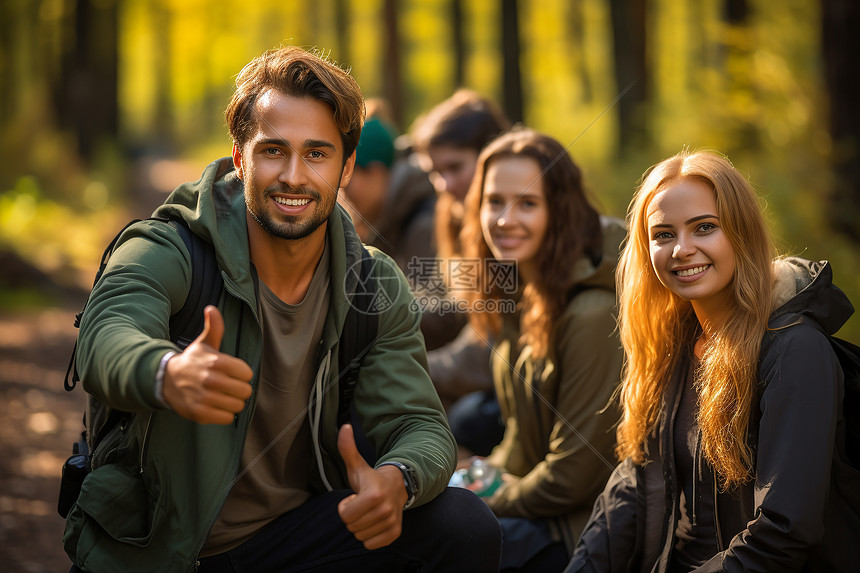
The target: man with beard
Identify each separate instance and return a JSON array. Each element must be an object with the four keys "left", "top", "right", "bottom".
[{"left": 64, "top": 46, "right": 501, "bottom": 573}]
